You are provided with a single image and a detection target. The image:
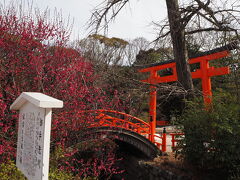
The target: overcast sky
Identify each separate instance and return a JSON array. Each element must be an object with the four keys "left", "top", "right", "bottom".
[{"left": 2, "top": 0, "right": 167, "bottom": 41}]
